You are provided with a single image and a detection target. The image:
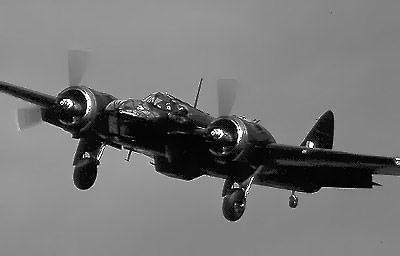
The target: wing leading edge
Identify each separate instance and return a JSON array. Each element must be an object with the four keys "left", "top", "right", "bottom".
[{"left": 0, "top": 81, "right": 56, "bottom": 108}]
